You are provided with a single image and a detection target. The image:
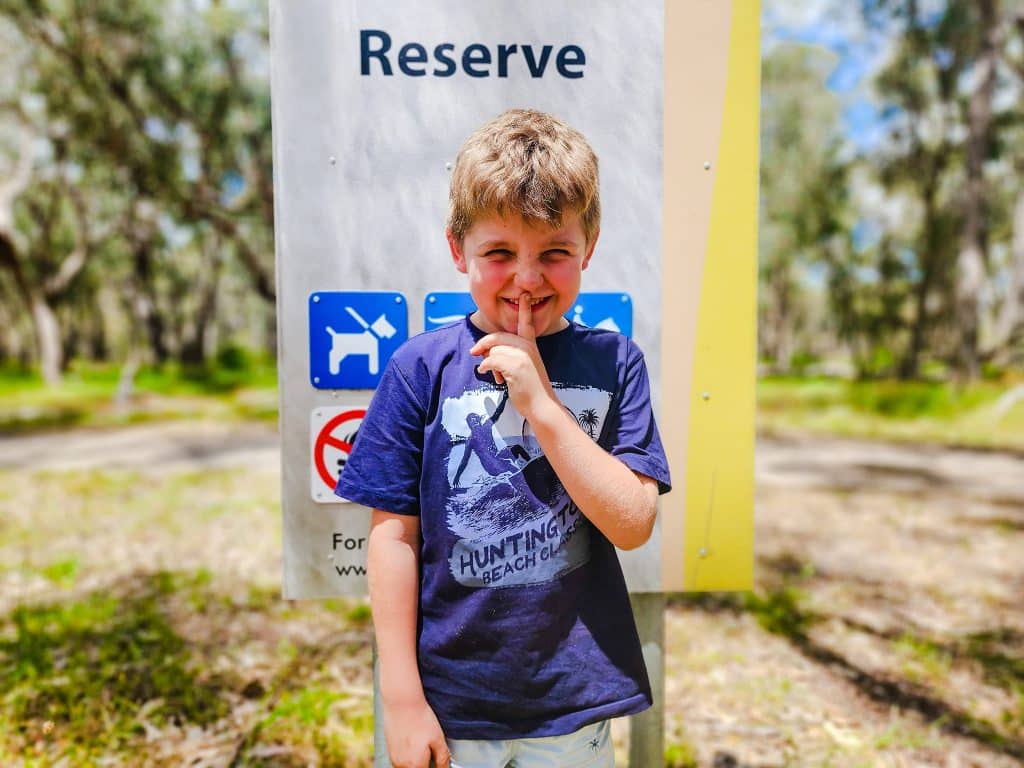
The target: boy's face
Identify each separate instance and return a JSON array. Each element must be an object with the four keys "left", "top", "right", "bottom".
[{"left": 448, "top": 212, "right": 597, "bottom": 337}]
